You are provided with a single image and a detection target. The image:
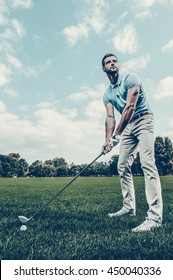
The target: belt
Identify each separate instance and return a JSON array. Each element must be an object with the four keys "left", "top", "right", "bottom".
[{"left": 129, "top": 112, "right": 152, "bottom": 123}]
